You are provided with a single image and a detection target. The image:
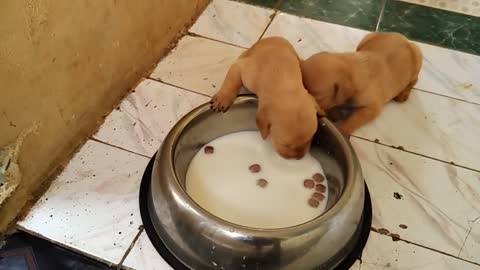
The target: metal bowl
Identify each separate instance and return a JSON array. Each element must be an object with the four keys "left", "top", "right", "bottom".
[{"left": 149, "top": 95, "right": 365, "bottom": 270}]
